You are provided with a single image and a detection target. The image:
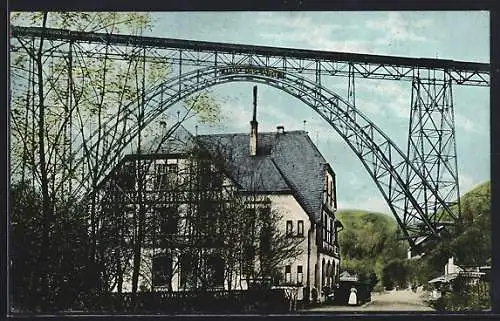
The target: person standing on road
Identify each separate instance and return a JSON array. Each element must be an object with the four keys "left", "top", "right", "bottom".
[{"left": 348, "top": 286, "right": 357, "bottom": 305}]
